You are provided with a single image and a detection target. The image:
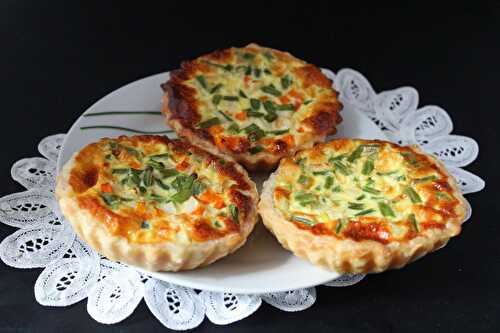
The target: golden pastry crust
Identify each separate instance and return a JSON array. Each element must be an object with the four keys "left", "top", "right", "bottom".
[
  {"left": 56, "top": 135, "right": 258, "bottom": 271},
  {"left": 258, "top": 139, "right": 468, "bottom": 273},
  {"left": 161, "top": 43, "right": 342, "bottom": 171}
]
